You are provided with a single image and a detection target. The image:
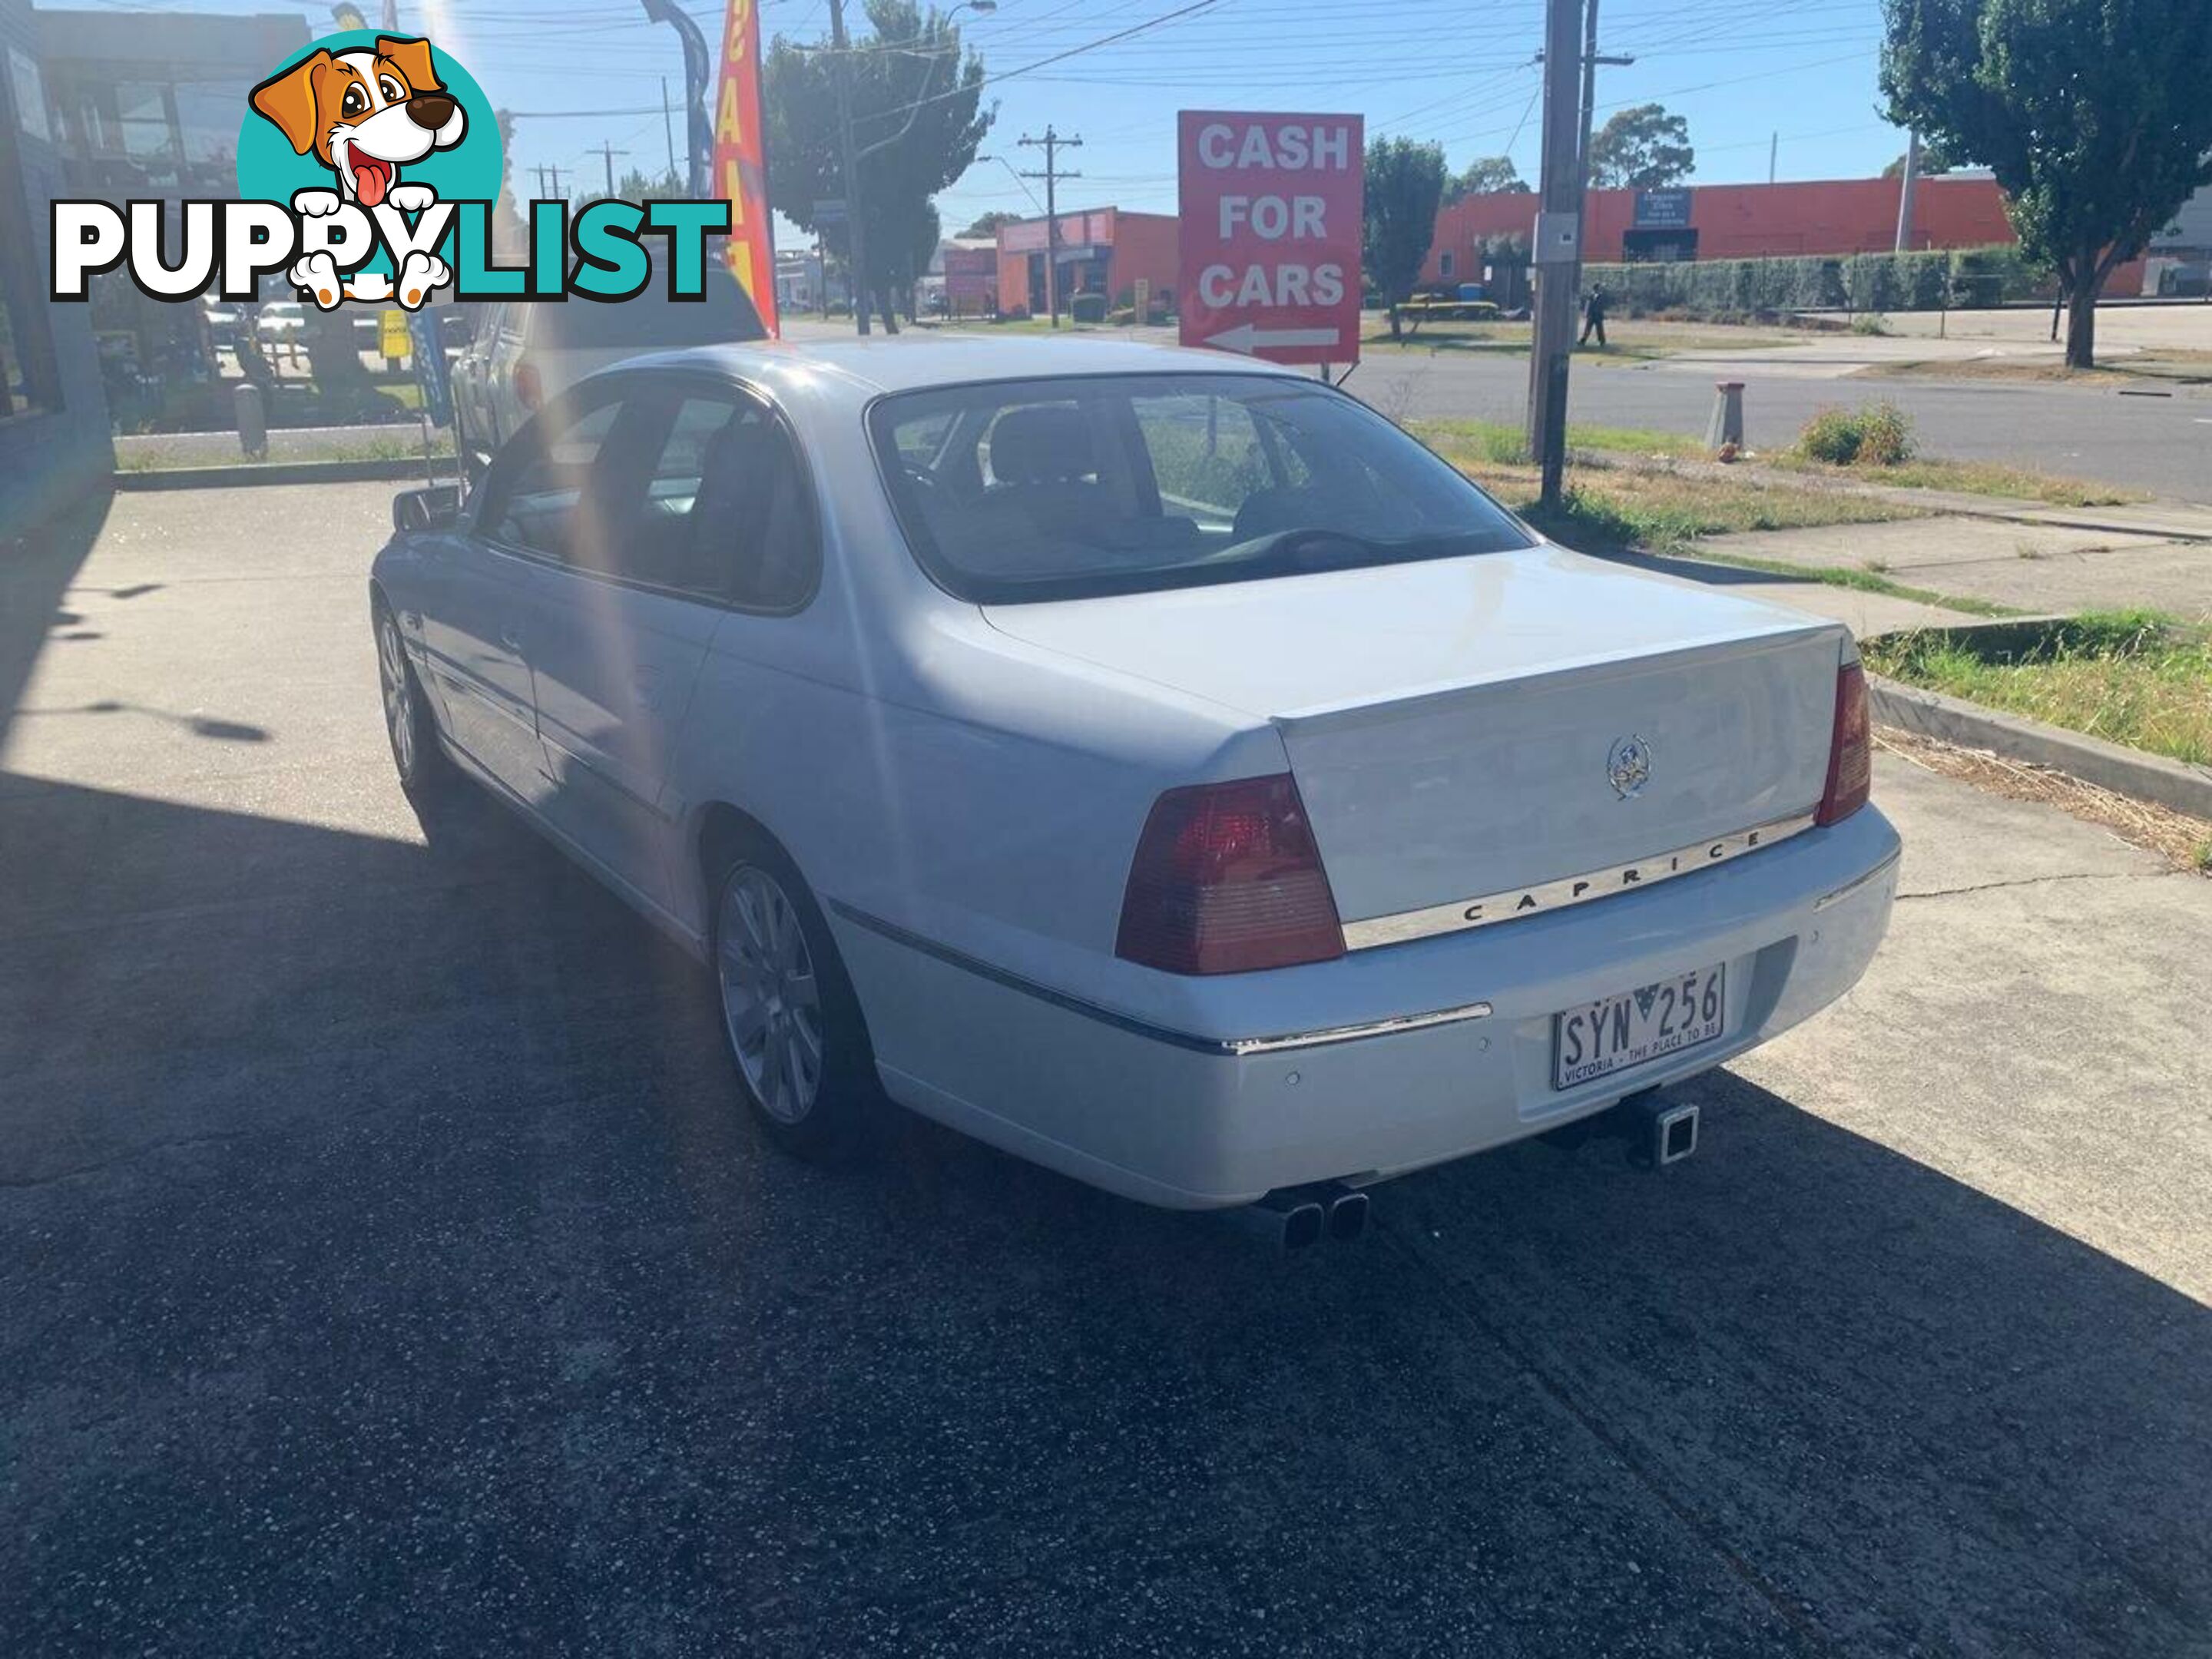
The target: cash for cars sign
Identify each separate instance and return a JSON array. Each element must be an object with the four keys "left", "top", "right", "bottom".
[{"left": 1178, "top": 111, "right": 1363, "bottom": 367}]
